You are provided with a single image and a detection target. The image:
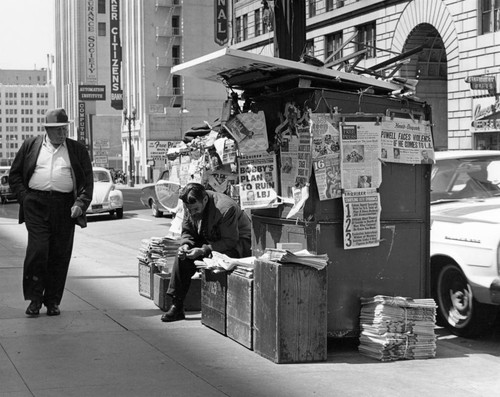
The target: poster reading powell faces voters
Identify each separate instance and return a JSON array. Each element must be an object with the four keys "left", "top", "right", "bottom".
[
  {"left": 342, "top": 188, "right": 380, "bottom": 250},
  {"left": 380, "top": 117, "right": 435, "bottom": 164},
  {"left": 238, "top": 152, "right": 278, "bottom": 210},
  {"left": 310, "top": 114, "right": 342, "bottom": 200},
  {"left": 340, "top": 120, "right": 382, "bottom": 190}
]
